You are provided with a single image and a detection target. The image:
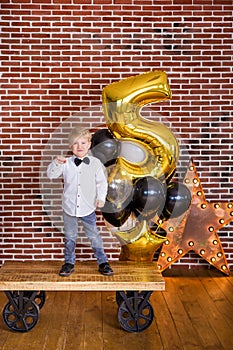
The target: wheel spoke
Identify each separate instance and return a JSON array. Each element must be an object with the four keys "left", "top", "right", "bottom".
[
  {"left": 21, "top": 317, "right": 29, "bottom": 332},
  {"left": 3, "top": 297, "right": 40, "bottom": 332}
]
